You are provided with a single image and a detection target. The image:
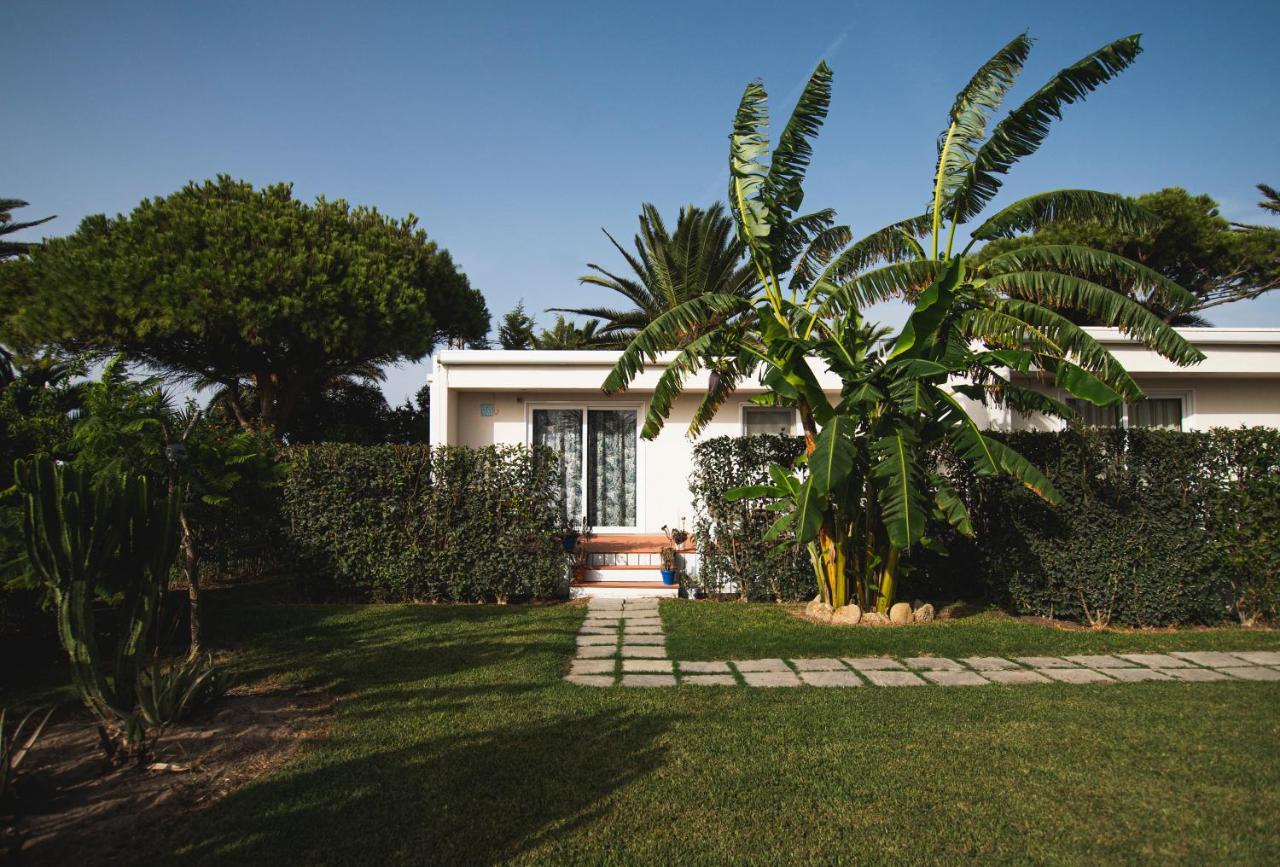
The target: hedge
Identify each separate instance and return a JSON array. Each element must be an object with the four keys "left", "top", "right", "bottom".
[
  {"left": 283, "top": 444, "right": 566, "bottom": 602},
  {"left": 689, "top": 428, "right": 1280, "bottom": 625}
]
